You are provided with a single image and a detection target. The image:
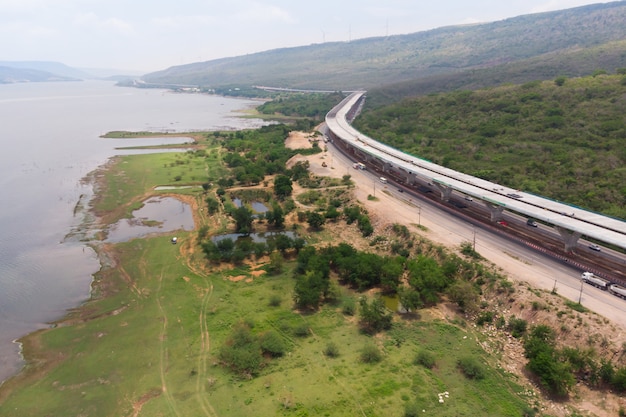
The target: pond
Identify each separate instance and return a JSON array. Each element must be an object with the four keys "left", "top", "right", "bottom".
[
  {"left": 231, "top": 198, "right": 269, "bottom": 213},
  {"left": 106, "top": 196, "right": 194, "bottom": 243},
  {"left": 212, "top": 230, "right": 297, "bottom": 244}
]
